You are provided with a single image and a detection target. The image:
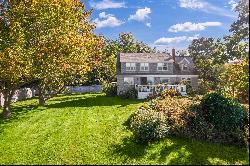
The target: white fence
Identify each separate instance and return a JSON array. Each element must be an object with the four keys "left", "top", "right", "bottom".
[{"left": 135, "top": 84, "right": 187, "bottom": 99}]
